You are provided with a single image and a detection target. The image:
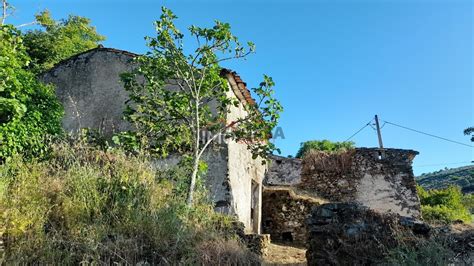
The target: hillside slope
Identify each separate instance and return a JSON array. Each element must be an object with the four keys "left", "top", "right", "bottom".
[{"left": 416, "top": 165, "right": 474, "bottom": 194}]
